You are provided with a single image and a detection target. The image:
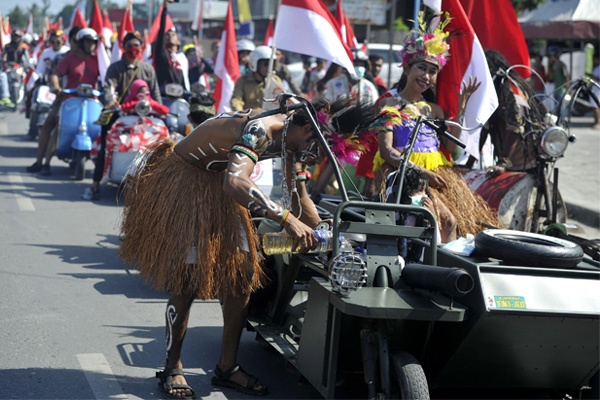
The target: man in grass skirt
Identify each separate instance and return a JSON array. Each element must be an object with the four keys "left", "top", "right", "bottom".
[{"left": 118, "top": 97, "right": 376, "bottom": 398}]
